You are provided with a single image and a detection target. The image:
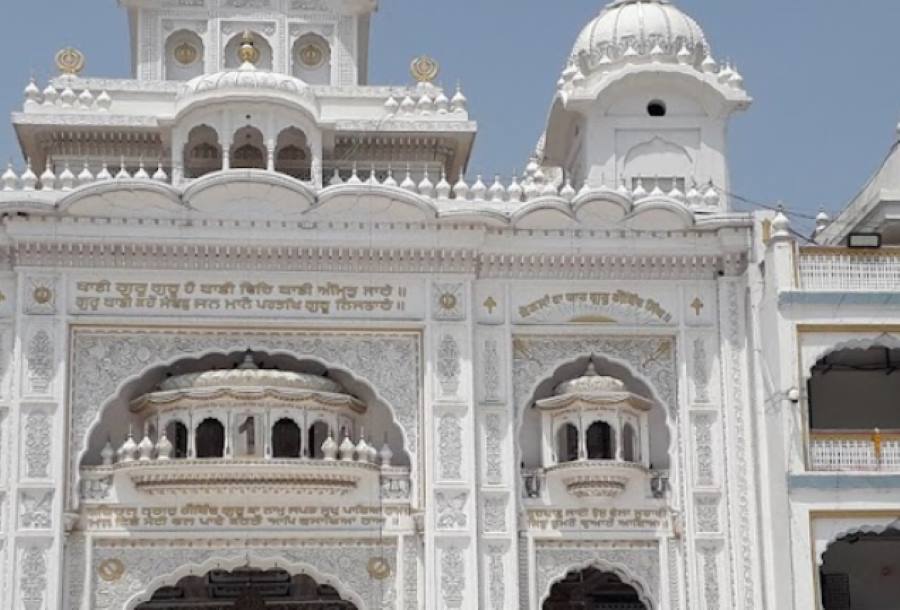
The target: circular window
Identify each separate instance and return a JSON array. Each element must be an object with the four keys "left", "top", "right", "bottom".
[
  {"left": 173, "top": 42, "right": 199, "bottom": 66},
  {"left": 647, "top": 100, "right": 667, "bottom": 117}
]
